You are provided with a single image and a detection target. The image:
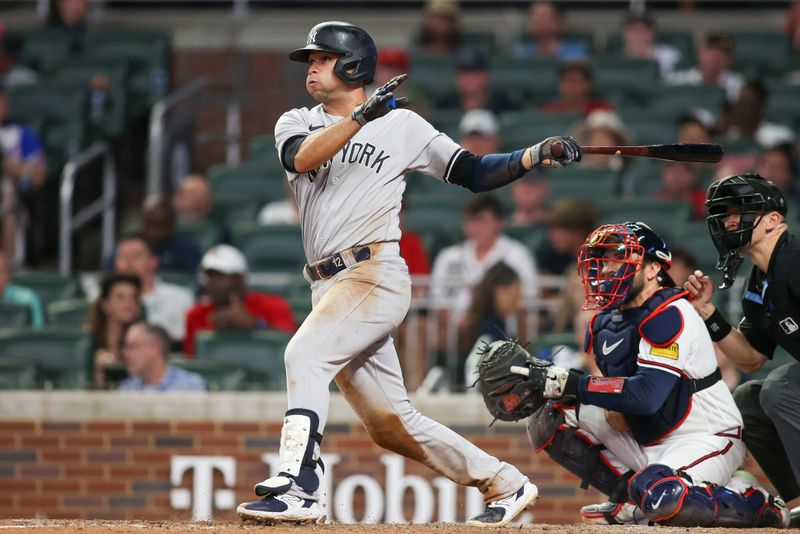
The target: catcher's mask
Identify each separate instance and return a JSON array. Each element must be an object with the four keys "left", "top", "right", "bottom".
[
  {"left": 578, "top": 222, "right": 672, "bottom": 311},
  {"left": 705, "top": 173, "right": 786, "bottom": 288}
]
